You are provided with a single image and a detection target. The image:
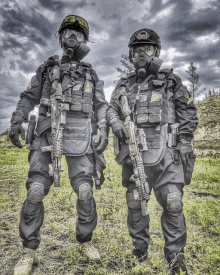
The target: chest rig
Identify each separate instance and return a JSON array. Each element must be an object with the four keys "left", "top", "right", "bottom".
[
  {"left": 126, "top": 75, "right": 176, "bottom": 128},
  {"left": 117, "top": 72, "right": 178, "bottom": 166},
  {"left": 39, "top": 56, "right": 94, "bottom": 157},
  {"left": 40, "top": 57, "right": 94, "bottom": 117}
]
